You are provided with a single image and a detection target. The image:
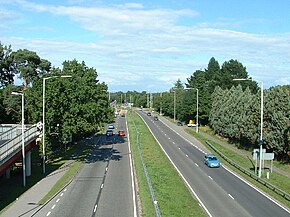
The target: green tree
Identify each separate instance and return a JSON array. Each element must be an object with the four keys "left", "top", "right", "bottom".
[
  {"left": 0, "top": 42, "right": 14, "bottom": 88},
  {"left": 11, "top": 49, "right": 51, "bottom": 88}
]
